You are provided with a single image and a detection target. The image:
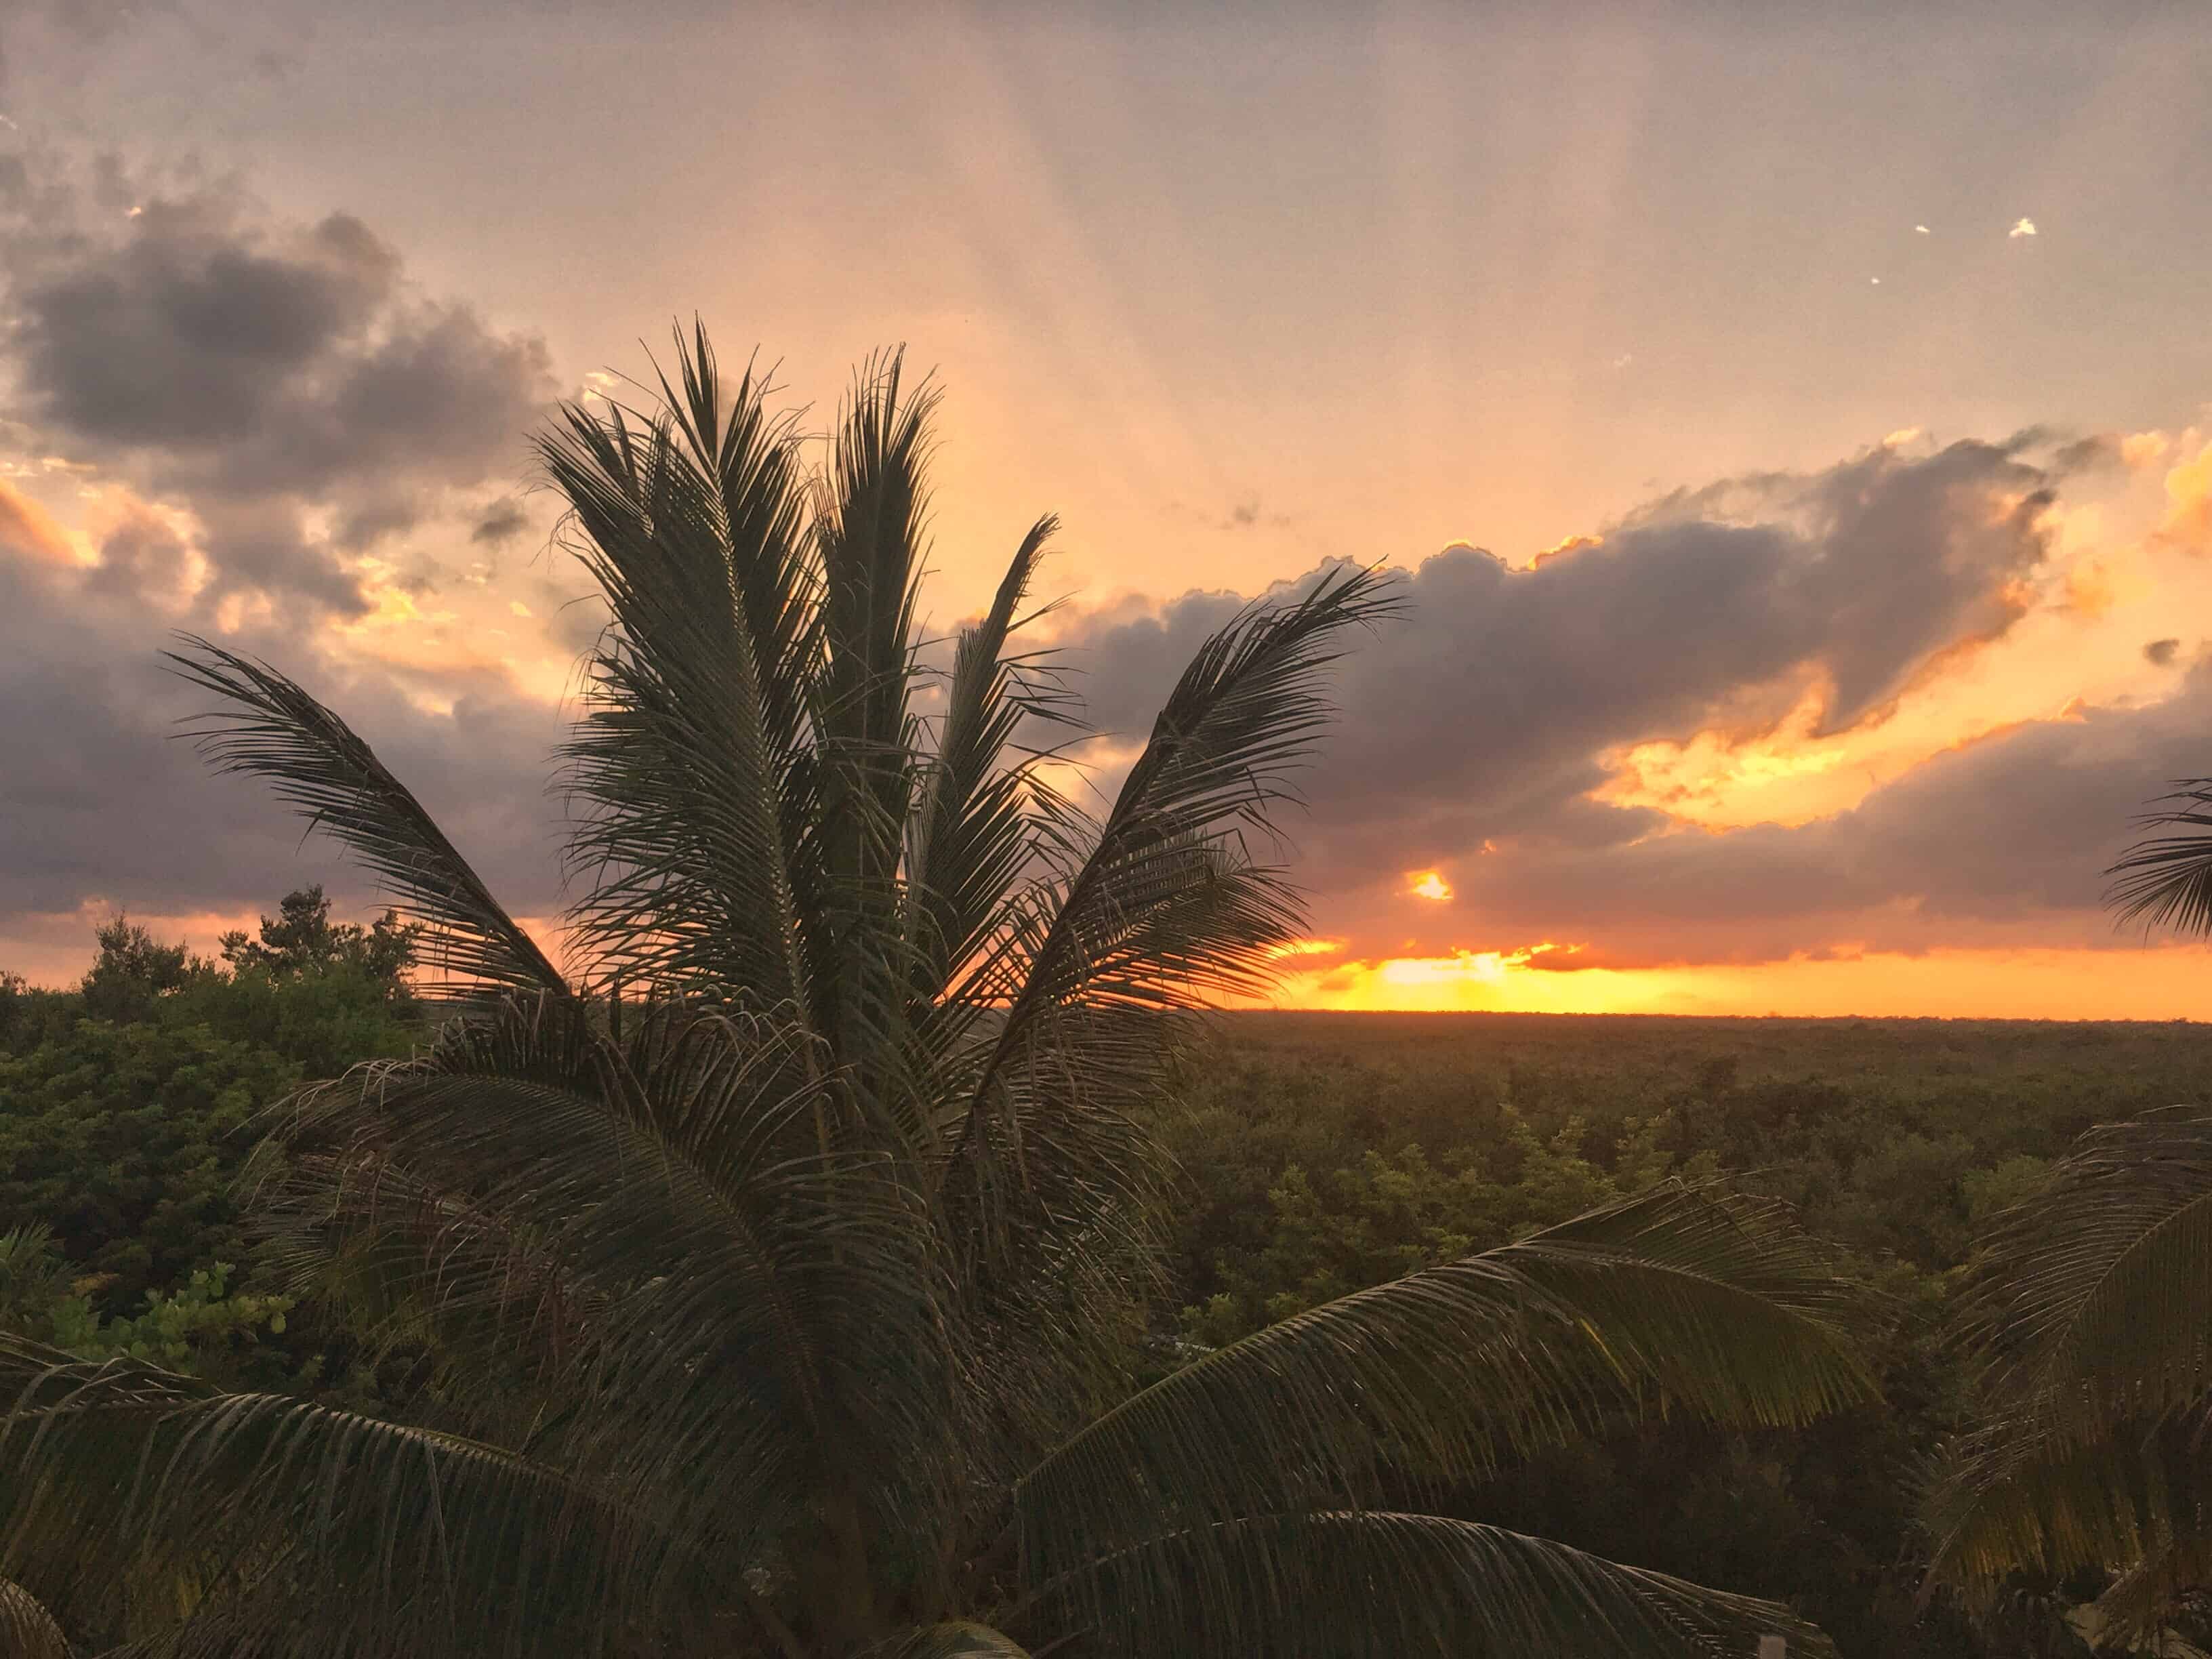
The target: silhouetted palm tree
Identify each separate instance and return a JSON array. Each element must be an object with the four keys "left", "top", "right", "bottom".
[{"left": 0, "top": 330, "right": 1868, "bottom": 1658}]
